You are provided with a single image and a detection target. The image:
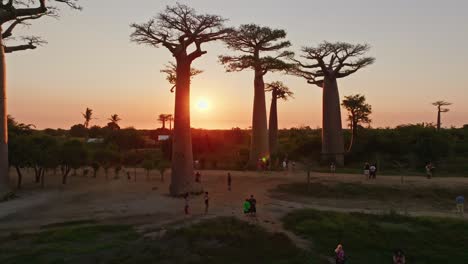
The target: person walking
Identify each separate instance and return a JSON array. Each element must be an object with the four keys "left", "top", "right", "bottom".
[
  {"left": 227, "top": 172, "right": 232, "bottom": 191},
  {"left": 334, "top": 244, "right": 346, "bottom": 264},
  {"left": 330, "top": 162, "right": 336, "bottom": 176},
  {"left": 364, "top": 162, "right": 370, "bottom": 179},
  {"left": 204, "top": 192, "right": 209, "bottom": 214},
  {"left": 184, "top": 192, "right": 190, "bottom": 215},
  {"left": 248, "top": 195, "right": 257, "bottom": 217},
  {"left": 425, "top": 162, "right": 434, "bottom": 179},
  {"left": 243, "top": 198, "right": 251, "bottom": 216},
  {"left": 370, "top": 163, "right": 377, "bottom": 179},
  {"left": 393, "top": 249, "right": 406, "bottom": 264},
  {"left": 456, "top": 195, "right": 465, "bottom": 215}
]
